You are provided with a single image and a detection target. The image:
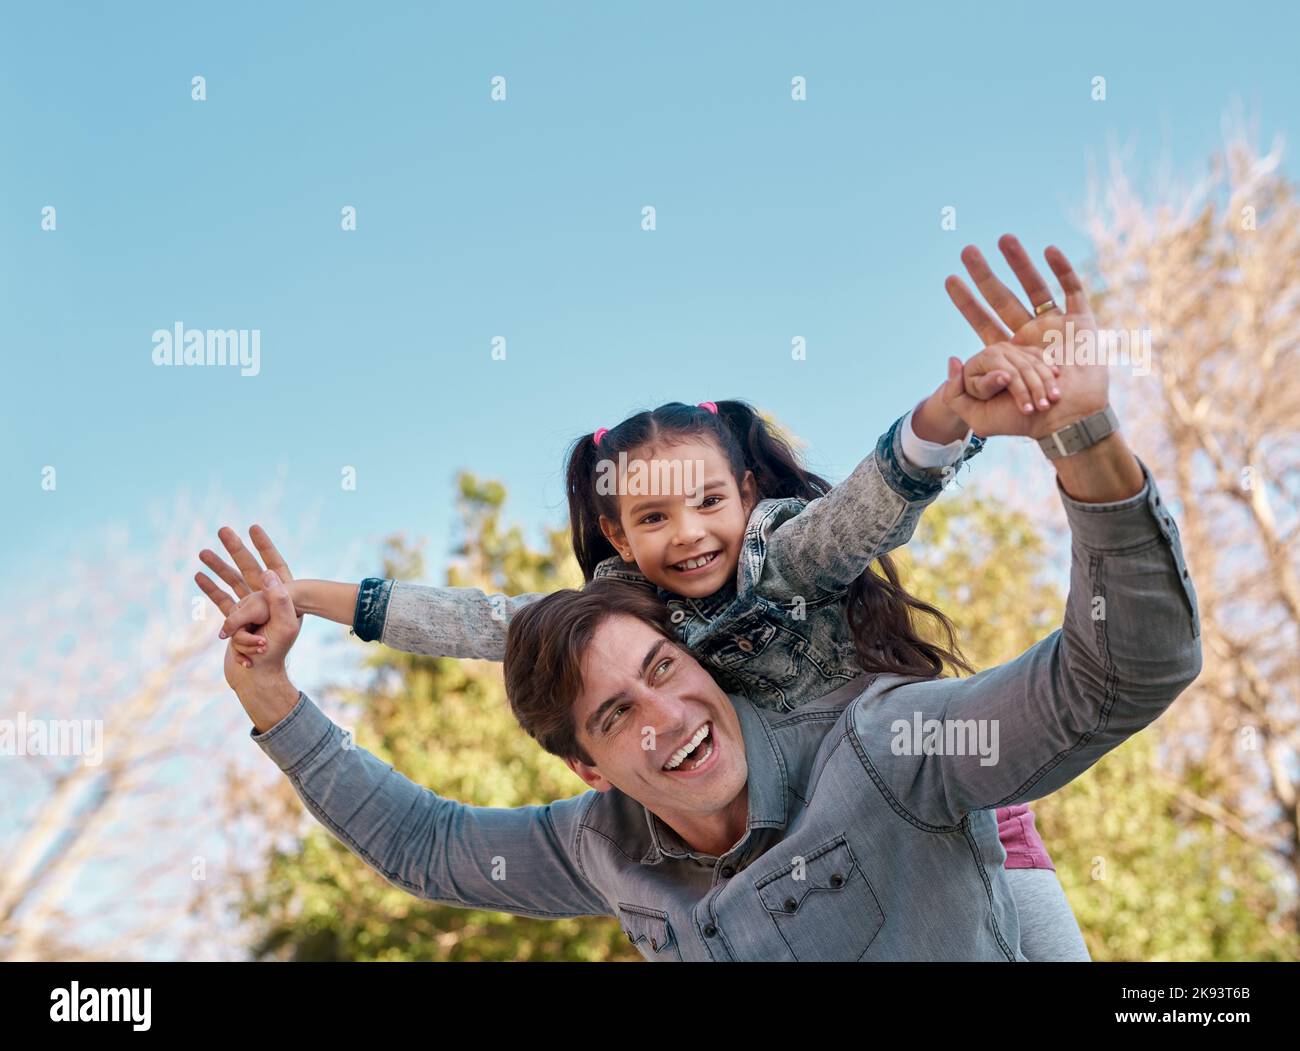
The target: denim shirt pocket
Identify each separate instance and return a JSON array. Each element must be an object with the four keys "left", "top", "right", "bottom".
[
  {"left": 617, "top": 903, "right": 684, "bottom": 962},
  {"left": 753, "top": 837, "right": 884, "bottom": 961}
]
